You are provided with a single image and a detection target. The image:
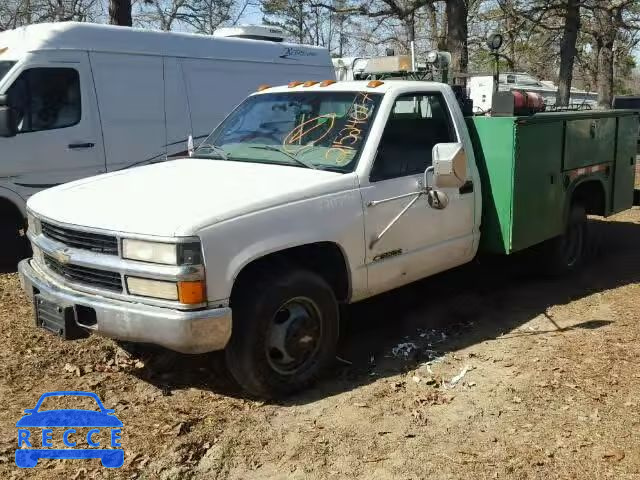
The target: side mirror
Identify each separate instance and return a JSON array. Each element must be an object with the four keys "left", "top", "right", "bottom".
[
  {"left": 0, "top": 95, "right": 17, "bottom": 138},
  {"left": 428, "top": 142, "right": 467, "bottom": 189}
]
